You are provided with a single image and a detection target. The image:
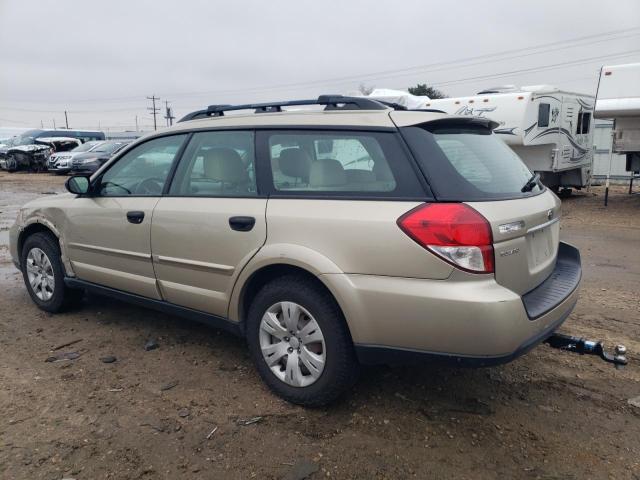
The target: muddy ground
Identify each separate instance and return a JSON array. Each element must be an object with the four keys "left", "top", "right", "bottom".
[{"left": 0, "top": 171, "right": 639, "bottom": 480}]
